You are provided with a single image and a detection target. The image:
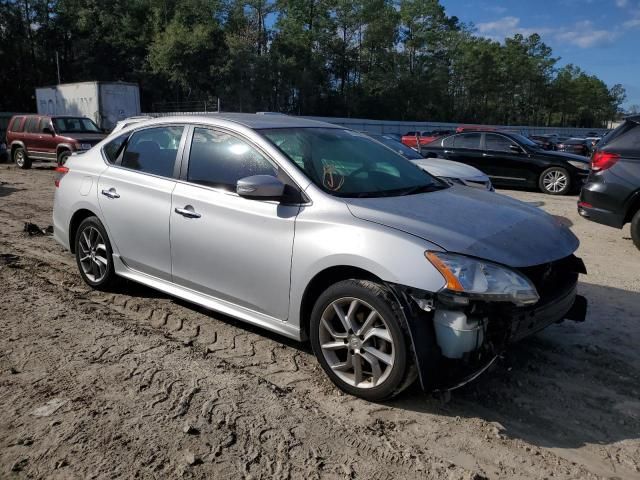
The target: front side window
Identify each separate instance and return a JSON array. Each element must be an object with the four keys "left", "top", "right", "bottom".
[
  {"left": 454, "top": 133, "right": 481, "bottom": 149},
  {"left": 53, "top": 117, "right": 101, "bottom": 134},
  {"left": 187, "top": 128, "right": 277, "bottom": 190},
  {"left": 261, "top": 128, "right": 443, "bottom": 198},
  {"left": 121, "top": 126, "right": 184, "bottom": 177},
  {"left": 485, "top": 134, "right": 513, "bottom": 152}
]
